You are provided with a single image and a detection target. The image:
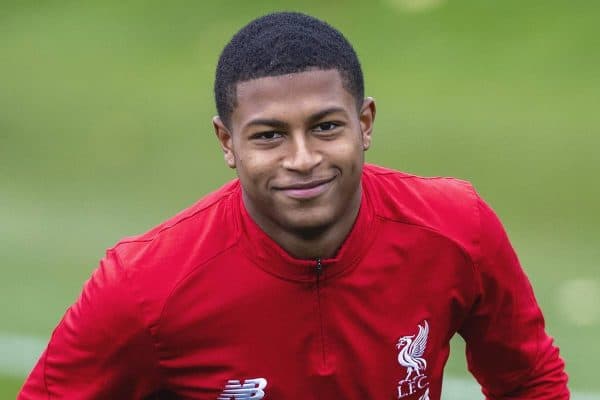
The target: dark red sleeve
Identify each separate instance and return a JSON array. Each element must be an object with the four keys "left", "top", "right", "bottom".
[
  {"left": 459, "top": 197, "right": 569, "bottom": 399},
  {"left": 18, "top": 249, "right": 162, "bottom": 399}
]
